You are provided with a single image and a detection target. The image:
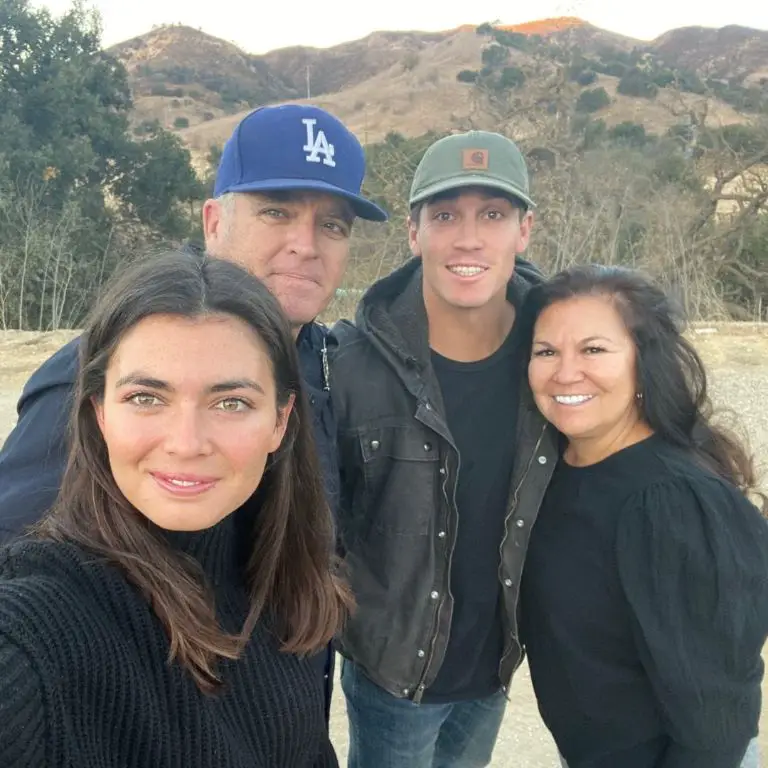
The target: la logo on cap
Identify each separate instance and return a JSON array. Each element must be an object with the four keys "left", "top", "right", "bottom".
[
  {"left": 462, "top": 149, "right": 489, "bottom": 170},
  {"left": 302, "top": 118, "right": 336, "bottom": 167}
]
